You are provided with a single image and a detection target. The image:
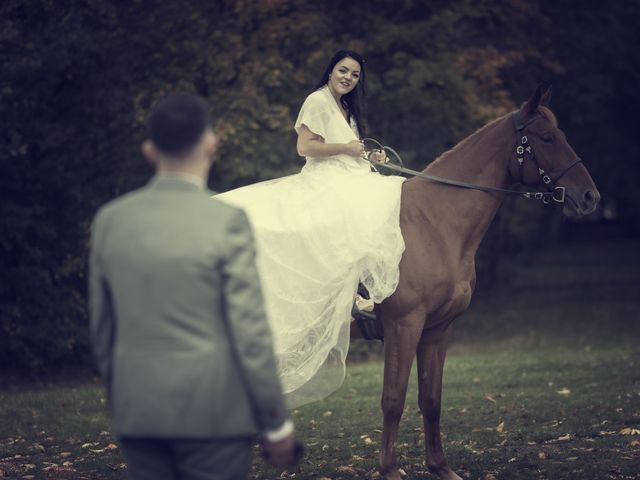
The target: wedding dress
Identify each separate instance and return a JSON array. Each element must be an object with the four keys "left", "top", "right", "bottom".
[{"left": 217, "top": 85, "right": 405, "bottom": 408}]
